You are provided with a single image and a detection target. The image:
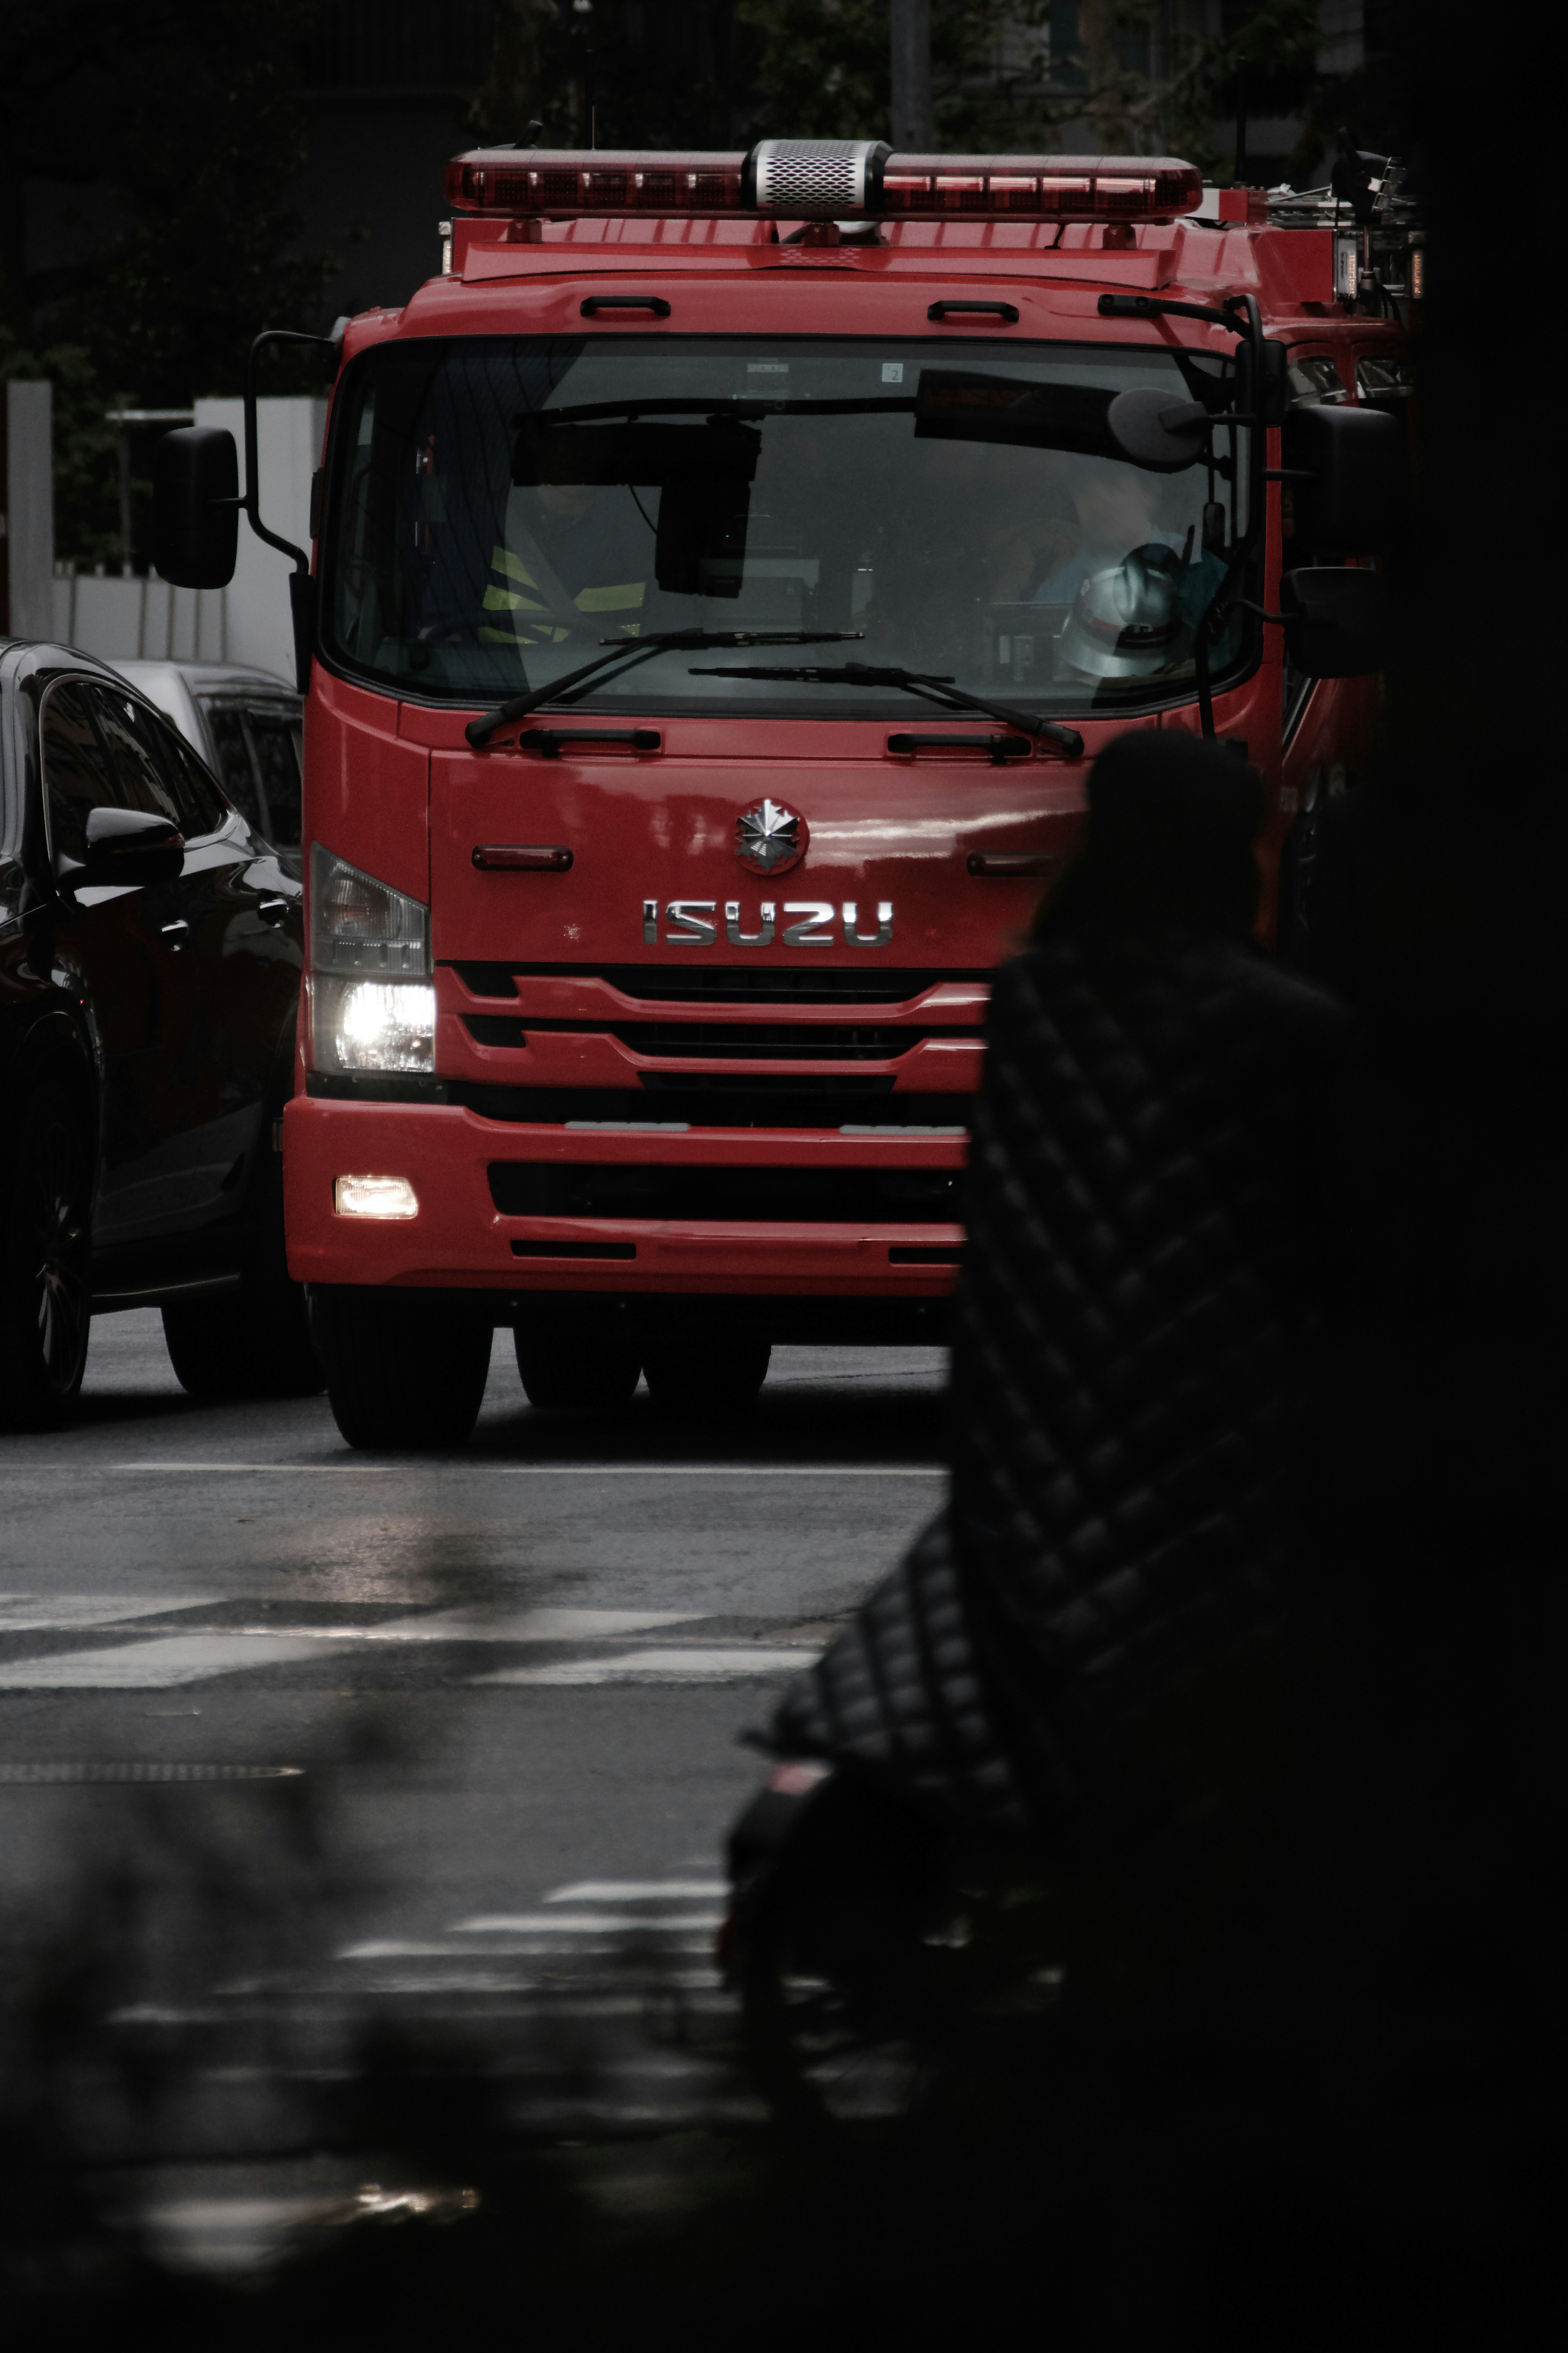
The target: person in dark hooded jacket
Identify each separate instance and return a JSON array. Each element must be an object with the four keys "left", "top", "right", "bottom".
[{"left": 772, "top": 731, "right": 1352, "bottom": 1925}]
